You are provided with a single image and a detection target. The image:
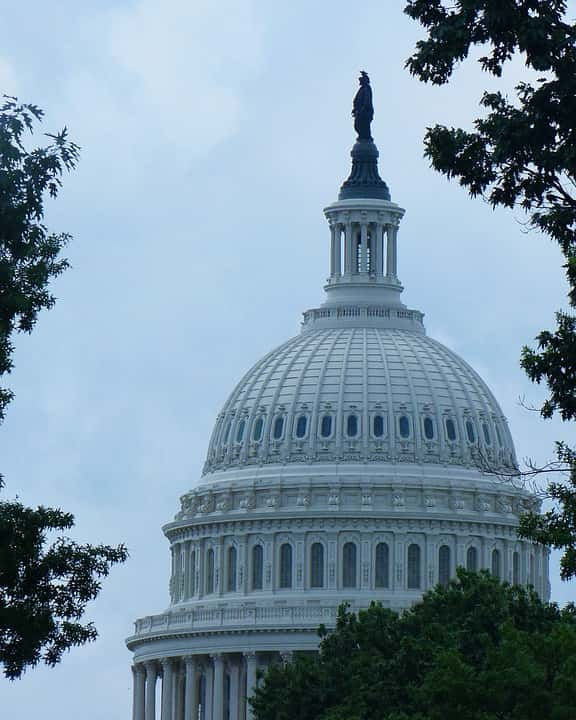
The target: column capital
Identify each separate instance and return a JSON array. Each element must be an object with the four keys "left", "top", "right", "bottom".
[
  {"left": 183, "top": 655, "right": 197, "bottom": 667},
  {"left": 210, "top": 652, "right": 225, "bottom": 665},
  {"left": 279, "top": 651, "right": 293, "bottom": 664},
  {"left": 244, "top": 651, "right": 258, "bottom": 662},
  {"left": 144, "top": 660, "right": 159, "bottom": 673},
  {"left": 132, "top": 662, "right": 146, "bottom": 675}
]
